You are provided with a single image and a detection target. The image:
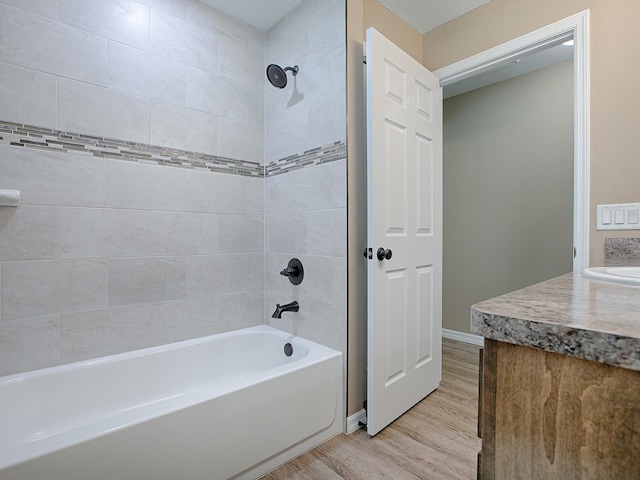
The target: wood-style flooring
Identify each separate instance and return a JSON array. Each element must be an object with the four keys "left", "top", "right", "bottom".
[{"left": 261, "top": 339, "right": 481, "bottom": 480}]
